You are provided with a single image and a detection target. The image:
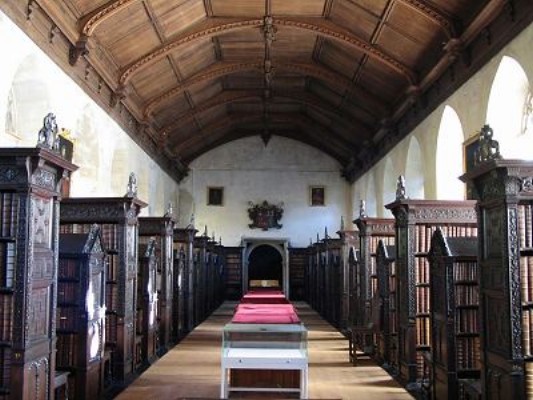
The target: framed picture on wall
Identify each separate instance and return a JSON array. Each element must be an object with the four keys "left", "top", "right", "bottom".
[
  {"left": 310, "top": 186, "right": 325, "bottom": 206},
  {"left": 207, "top": 187, "right": 224, "bottom": 206}
]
